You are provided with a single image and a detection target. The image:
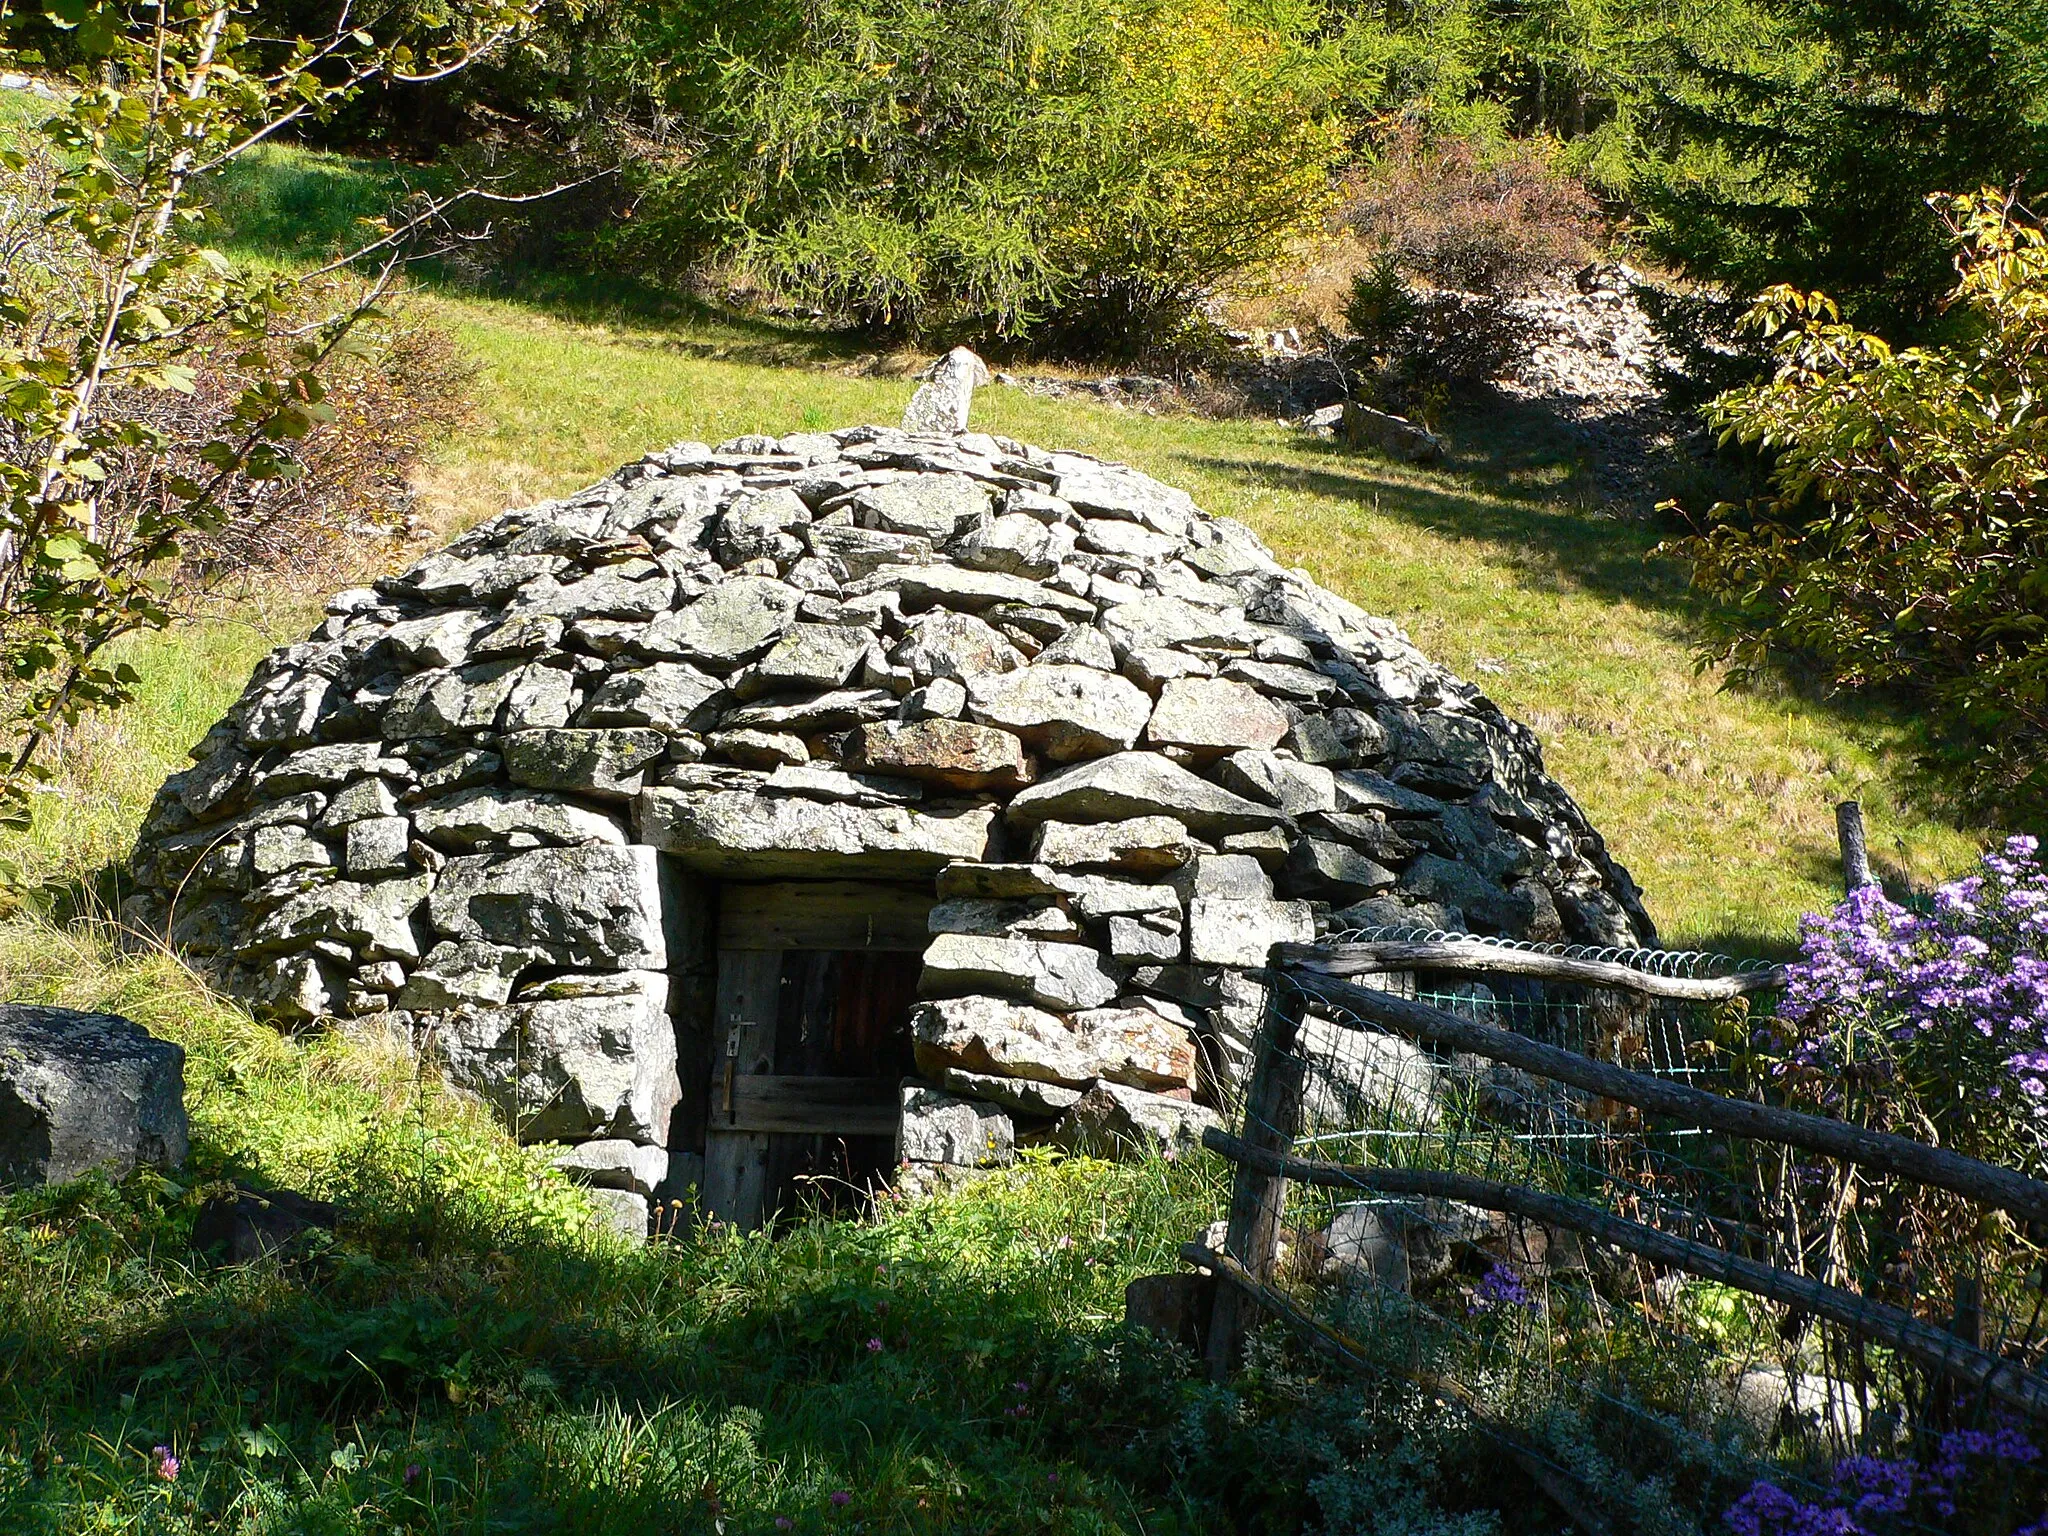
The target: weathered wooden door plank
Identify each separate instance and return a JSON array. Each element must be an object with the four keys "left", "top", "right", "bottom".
[{"left": 701, "top": 946, "right": 783, "bottom": 1227}]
